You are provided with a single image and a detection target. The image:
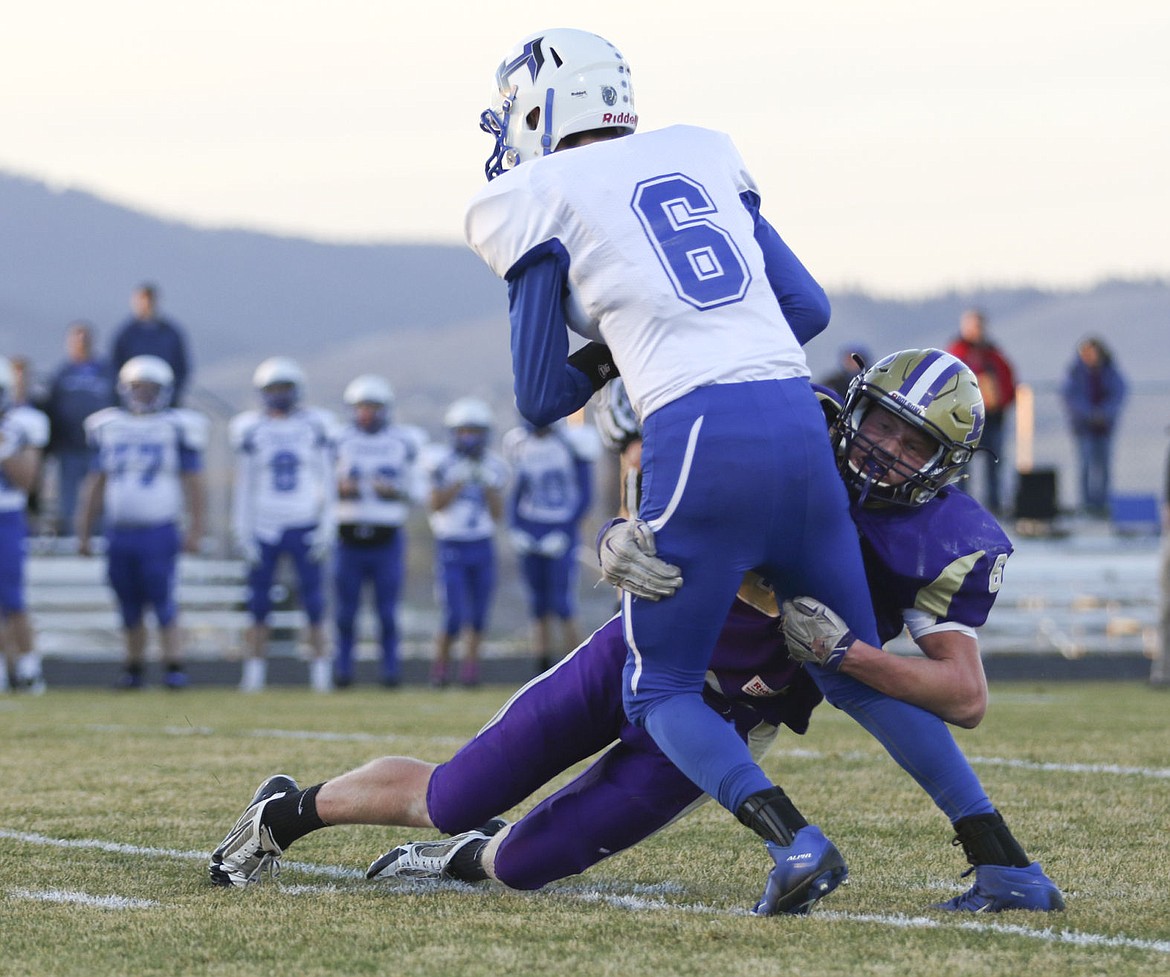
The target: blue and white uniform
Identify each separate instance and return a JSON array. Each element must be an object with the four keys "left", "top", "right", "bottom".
[
  {"left": 466, "top": 124, "right": 879, "bottom": 813},
  {"left": 0, "top": 405, "right": 49, "bottom": 613},
  {"left": 501, "top": 422, "right": 598, "bottom": 621},
  {"left": 85, "top": 406, "right": 206, "bottom": 627},
  {"left": 229, "top": 407, "right": 337, "bottom": 625},
  {"left": 424, "top": 442, "right": 510, "bottom": 638},
  {"left": 332, "top": 420, "right": 427, "bottom": 684}
]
